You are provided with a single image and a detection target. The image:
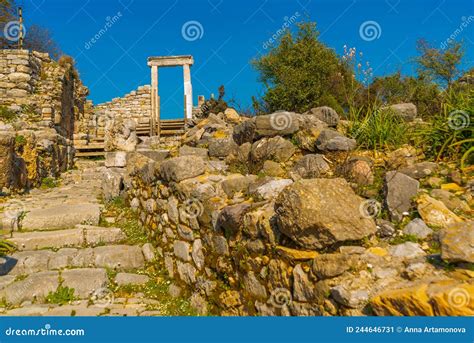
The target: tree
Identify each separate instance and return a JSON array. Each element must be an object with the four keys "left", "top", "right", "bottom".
[
  {"left": 415, "top": 39, "right": 464, "bottom": 88},
  {"left": 368, "top": 72, "right": 441, "bottom": 117},
  {"left": 252, "top": 22, "right": 352, "bottom": 114},
  {"left": 0, "top": 0, "right": 61, "bottom": 58}
]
